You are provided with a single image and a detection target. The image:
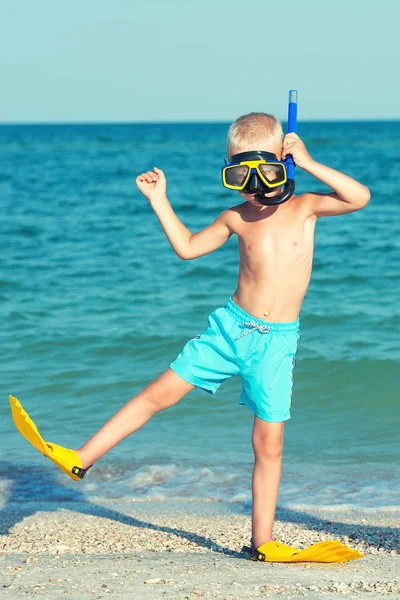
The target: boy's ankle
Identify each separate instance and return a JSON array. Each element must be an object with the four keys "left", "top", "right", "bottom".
[
  {"left": 252, "top": 536, "right": 273, "bottom": 548},
  {"left": 75, "top": 448, "right": 89, "bottom": 470}
]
